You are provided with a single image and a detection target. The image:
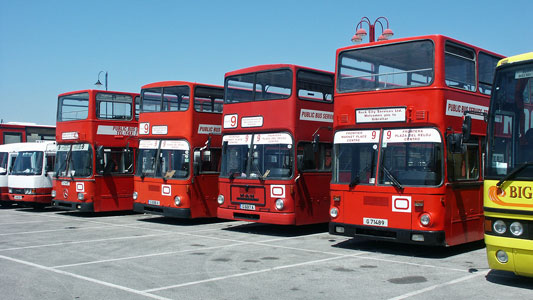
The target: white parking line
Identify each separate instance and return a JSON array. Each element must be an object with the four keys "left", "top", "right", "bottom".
[
  {"left": 51, "top": 233, "right": 331, "bottom": 268},
  {"left": 0, "top": 232, "right": 173, "bottom": 252},
  {"left": 0, "top": 225, "right": 109, "bottom": 236},
  {"left": 0, "top": 219, "right": 66, "bottom": 225},
  {"left": 0, "top": 254, "right": 172, "bottom": 300},
  {"left": 387, "top": 270, "right": 489, "bottom": 300},
  {"left": 143, "top": 254, "right": 363, "bottom": 292},
  {"left": 51, "top": 241, "right": 250, "bottom": 269}
]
